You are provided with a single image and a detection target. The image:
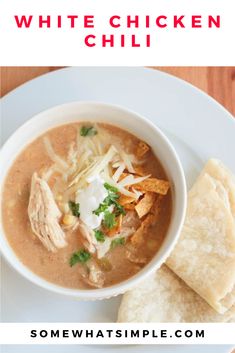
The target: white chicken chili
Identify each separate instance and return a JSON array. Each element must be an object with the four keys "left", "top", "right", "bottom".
[{"left": 2, "top": 122, "right": 172, "bottom": 289}]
